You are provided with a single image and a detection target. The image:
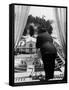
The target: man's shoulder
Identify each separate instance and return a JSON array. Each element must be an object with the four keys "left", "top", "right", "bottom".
[{"left": 38, "top": 32, "right": 48, "bottom": 37}]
